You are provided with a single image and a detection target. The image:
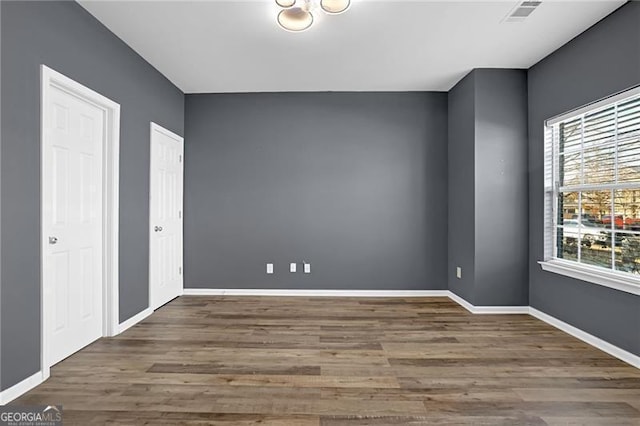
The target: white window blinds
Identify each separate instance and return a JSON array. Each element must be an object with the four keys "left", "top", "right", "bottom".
[{"left": 543, "top": 86, "right": 640, "bottom": 275}]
